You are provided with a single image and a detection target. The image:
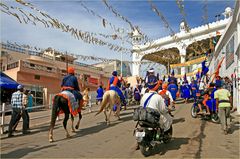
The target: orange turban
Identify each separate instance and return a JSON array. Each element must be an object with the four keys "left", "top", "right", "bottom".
[{"left": 68, "top": 67, "right": 75, "bottom": 74}]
